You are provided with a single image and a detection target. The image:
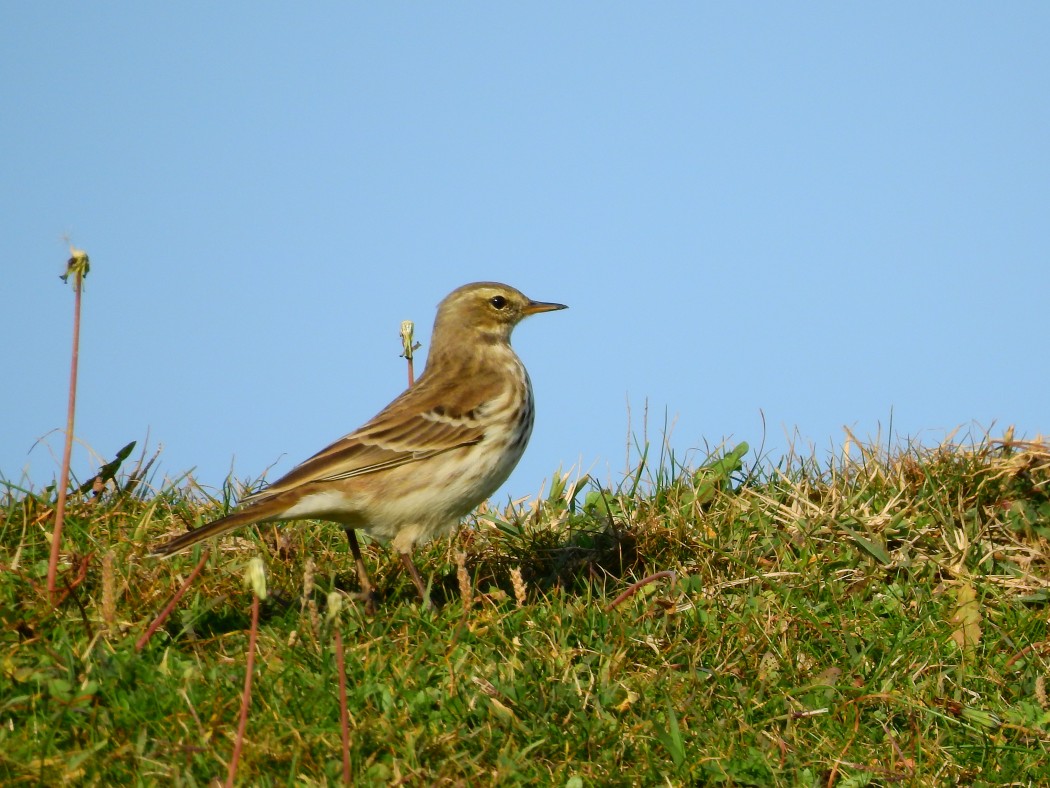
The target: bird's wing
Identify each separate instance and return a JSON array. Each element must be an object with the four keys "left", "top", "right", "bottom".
[{"left": 242, "top": 376, "right": 496, "bottom": 502}]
